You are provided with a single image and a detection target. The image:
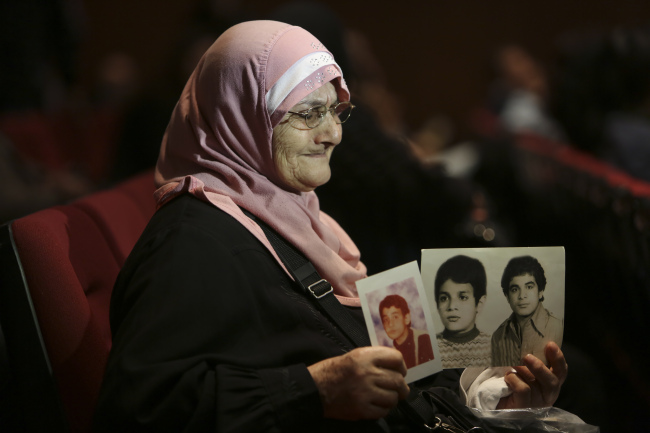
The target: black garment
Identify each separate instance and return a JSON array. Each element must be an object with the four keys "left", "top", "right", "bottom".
[{"left": 94, "top": 194, "right": 390, "bottom": 432}]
